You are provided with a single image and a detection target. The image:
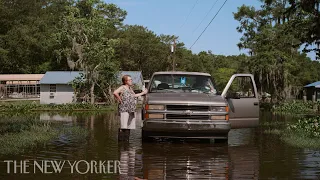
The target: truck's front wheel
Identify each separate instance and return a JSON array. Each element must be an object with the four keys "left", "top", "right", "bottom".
[
  {"left": 214, "top": 138, "right": 228, "bottom": 144},
  {"left": 142, "top": 130, "right": 153, "bottom": 142}
]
